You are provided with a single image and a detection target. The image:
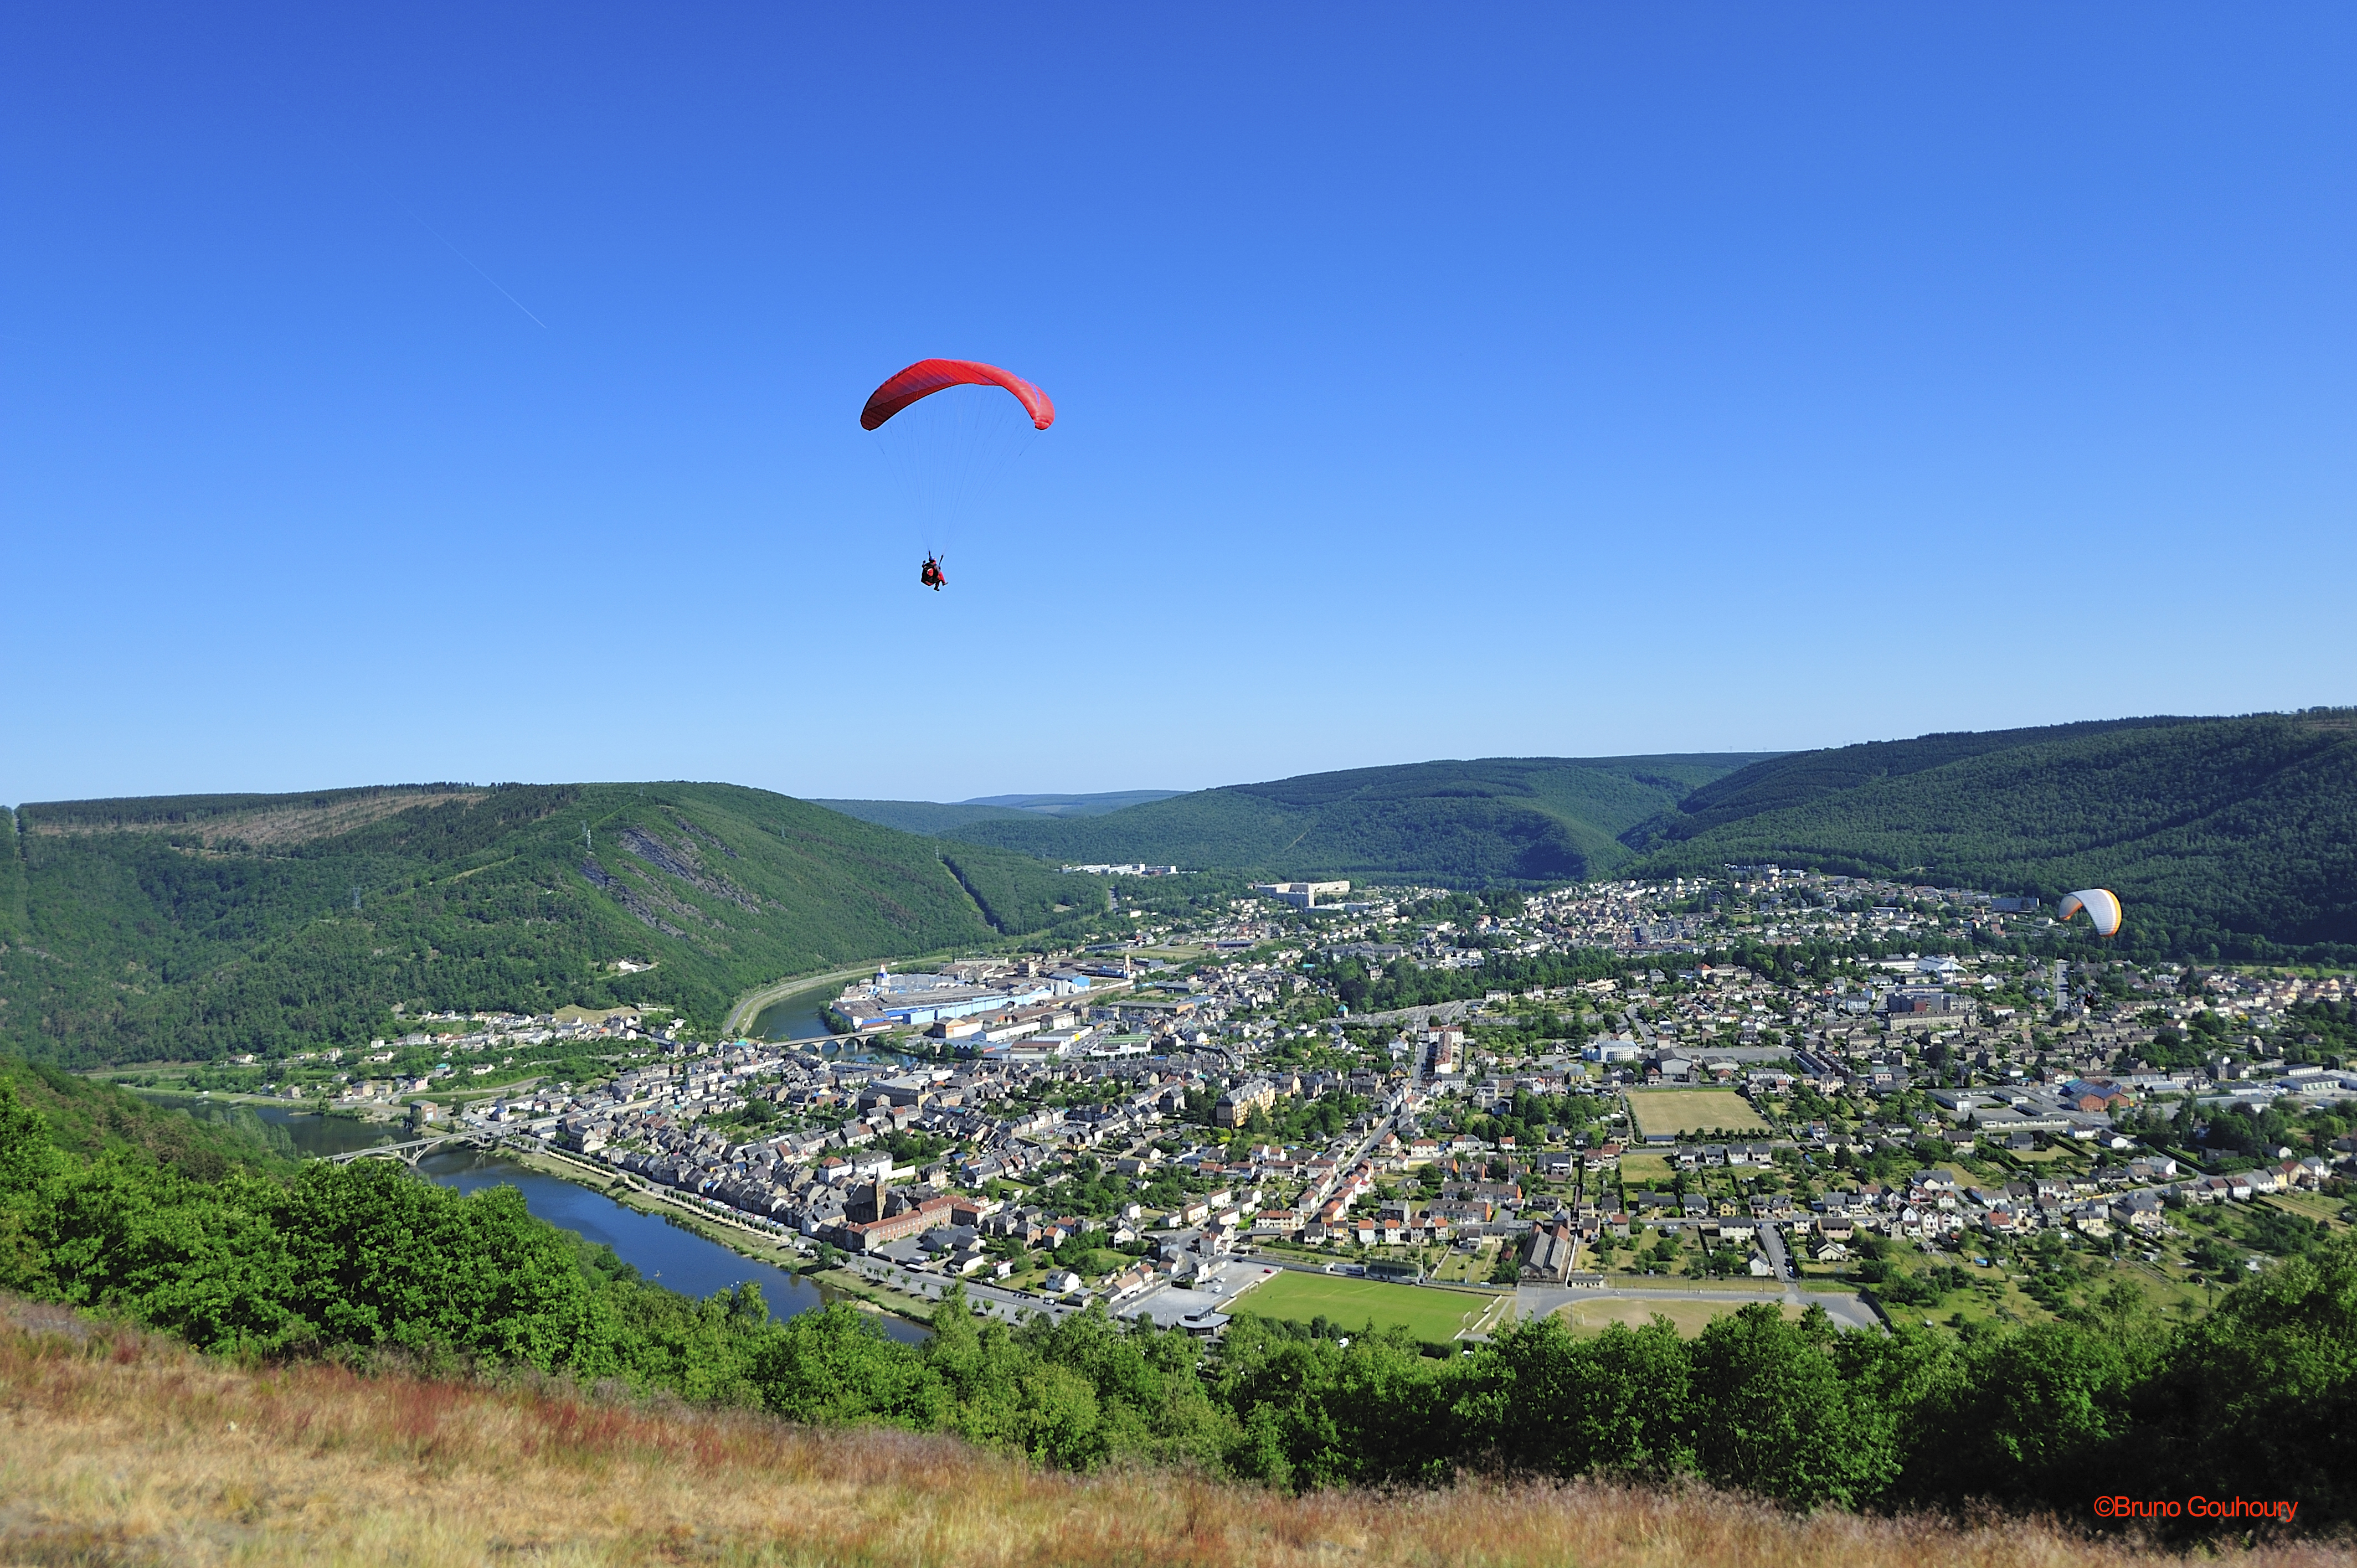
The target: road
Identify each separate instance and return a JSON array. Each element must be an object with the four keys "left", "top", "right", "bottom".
[
  {"left": 1293, "top": 1078, "right": 1413, "bottom": 1215},
  {"left": 846, "top": 1256, "right": 1084, "bottom": 1325},
  {"left": 1757, "top": 1220, "right": 1797, "bottom": 1298}
]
